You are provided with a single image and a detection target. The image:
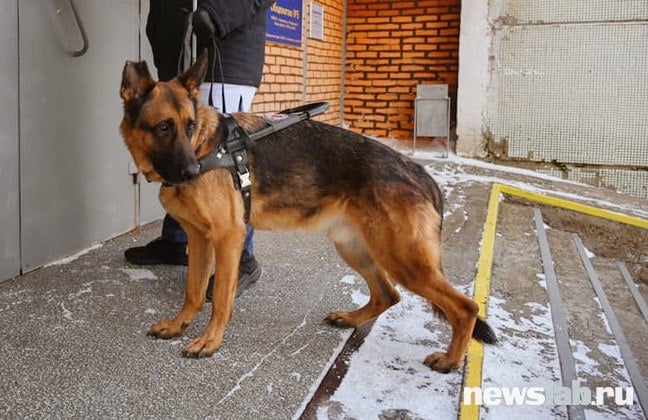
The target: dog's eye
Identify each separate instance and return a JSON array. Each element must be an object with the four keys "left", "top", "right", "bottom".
[
  {"left": 187, "top": 121, "right": 196, "bottom": 135},
  {"left": 155, "top": 121, "right": 172, "bottom": 133}
]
